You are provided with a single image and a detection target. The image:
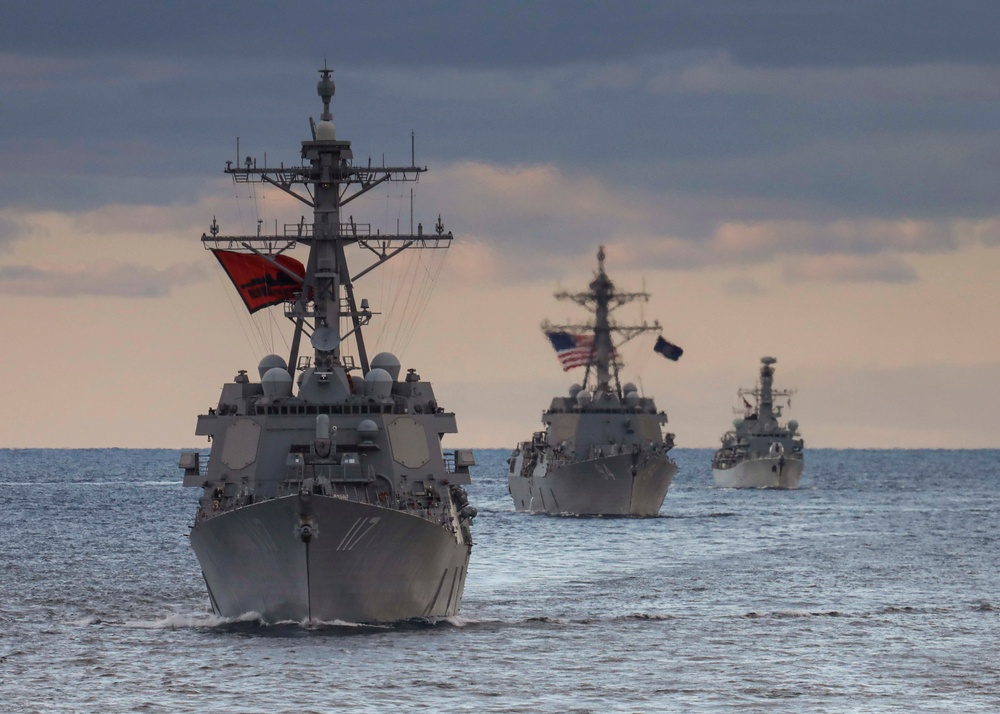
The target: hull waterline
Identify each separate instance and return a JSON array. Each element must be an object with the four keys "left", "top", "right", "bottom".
[
  {"left": 509, "top": 453, "right": 675, "bottom": 516},
  {"left": 191, "top": 495, "right": 470, "bottom": 623},
  {"left": 712, "top": 456, "right": 803, "bottom": 489}
]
